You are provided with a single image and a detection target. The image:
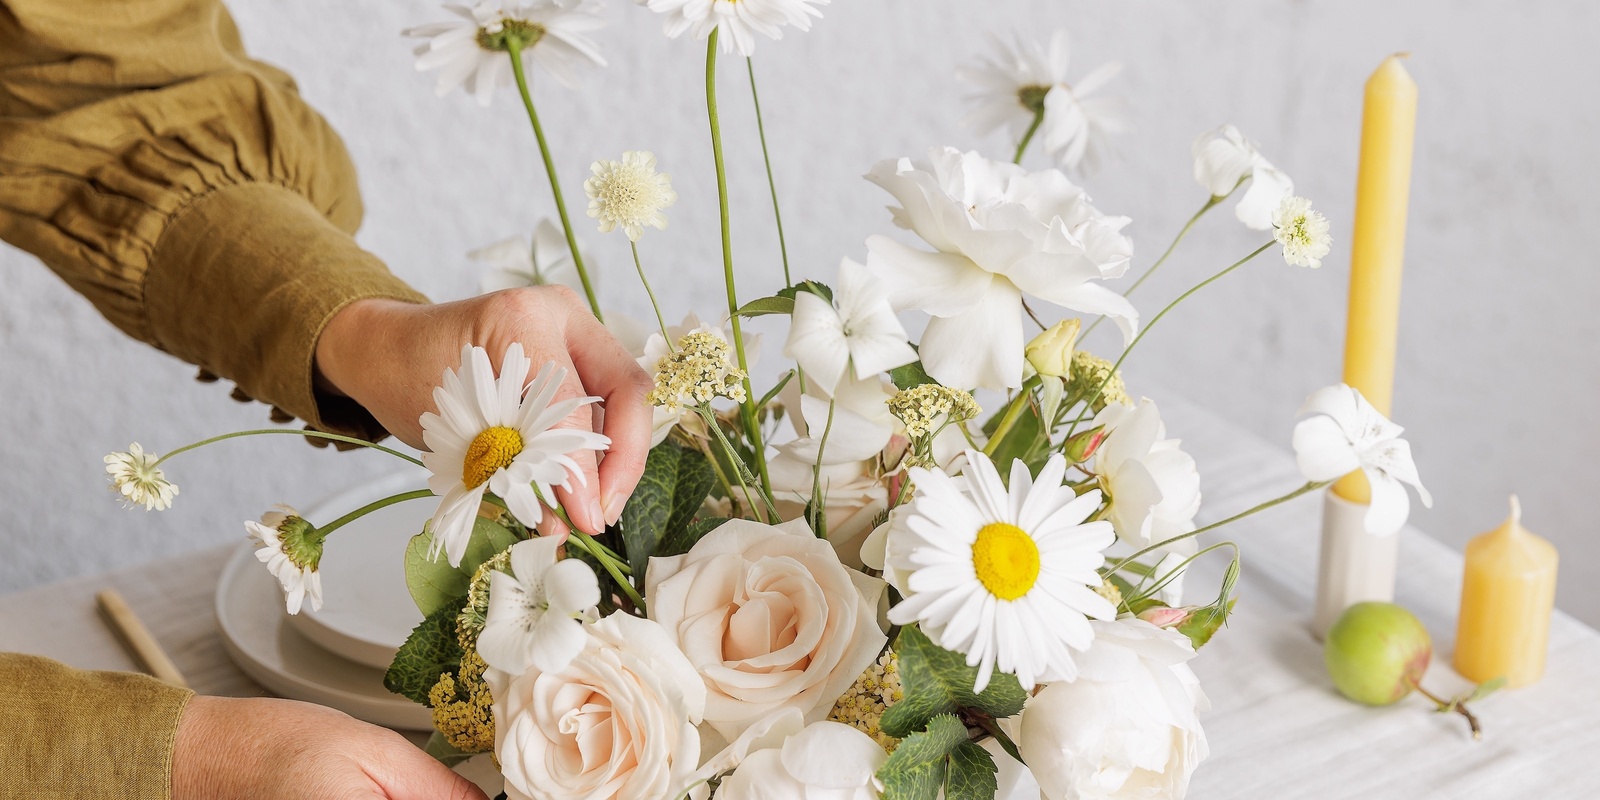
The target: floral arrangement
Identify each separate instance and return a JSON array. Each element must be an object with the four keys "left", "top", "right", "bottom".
[{"left": 103, "top": 2, "right": 1434, "bottom": 799}]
